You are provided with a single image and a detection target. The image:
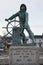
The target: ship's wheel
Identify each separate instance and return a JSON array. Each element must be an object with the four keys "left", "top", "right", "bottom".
[
  {"left": 2, "top": 20, "right": 20, "bottom": 36},
  {"left": 6, "top": 20, "right": 20, "bottom": 35}
]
